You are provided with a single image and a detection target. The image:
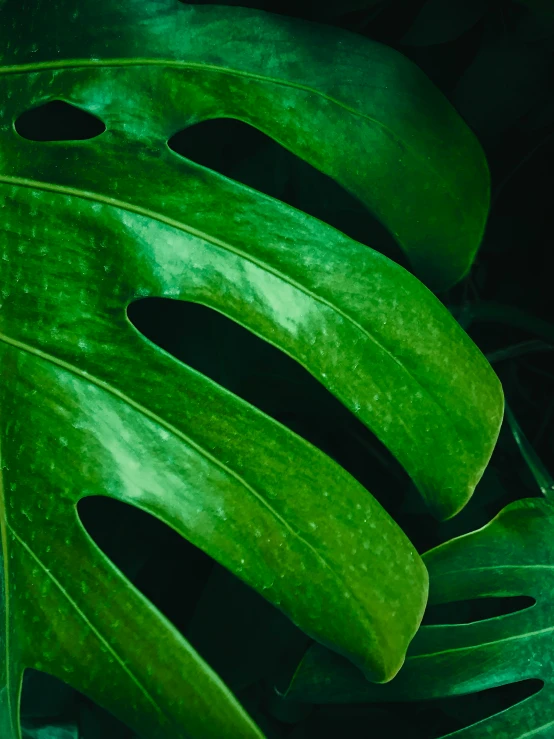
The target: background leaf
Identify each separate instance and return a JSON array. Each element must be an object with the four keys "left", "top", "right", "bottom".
[
  {"left": 401, "top": 0, "right": 487, "bottom": 47},
  {"left": 22, "top": 723, "right": 78, "bottom": 739},
  {"left": 451, "top": 19, "right": 553, "bottom": 138},
  {"left": 504, "top": 404, "right": 554, "bottom": 499},
  {"left": 285, "top": 499, "right": 554, "bottom": 737}
]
